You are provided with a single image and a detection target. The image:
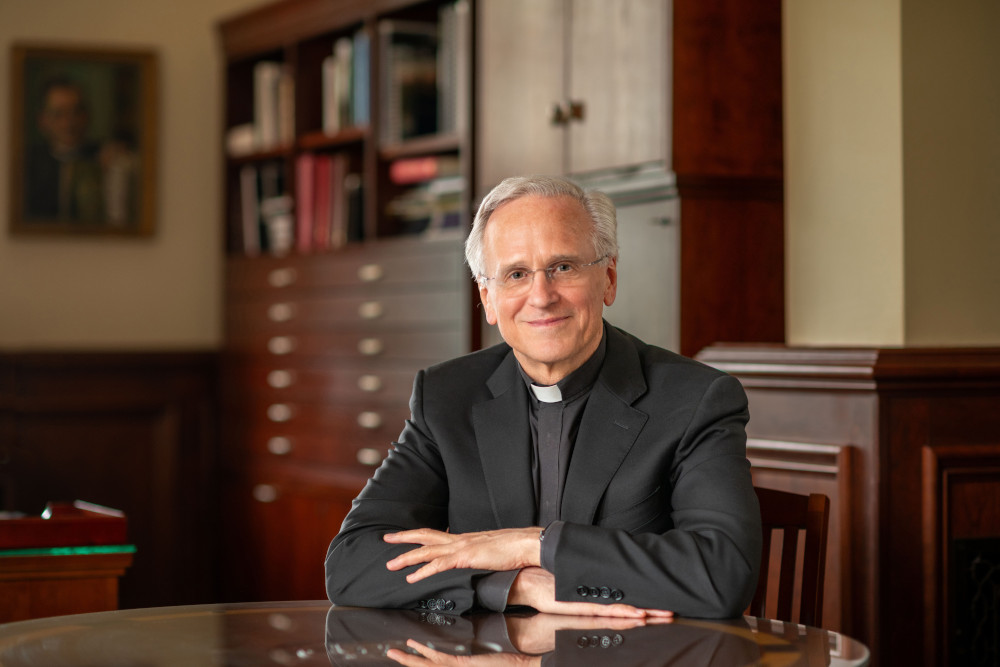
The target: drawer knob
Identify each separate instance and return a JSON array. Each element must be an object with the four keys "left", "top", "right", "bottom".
[
  {"left": 358, "top": 263, "right": 384, "bottom": 282},
  {"left": 268, "top": 302, "right": 295, "bottom": 322},
  {"left": 358, "top": 338, "right": 383, "bottom": 356},
  {"left": 357, "top": 447, "right": 384, "bottom": 466},
  {"left": 267, "top": 436, "right": 293, "bottom": 456},
  {"left": 268, "top": 336, "right": 296, "bottom": 355},
  {"left": 267, "top": 403, "right": 293, "bottom": 422},
  {"left": 357, "top": 374, "right": 382, "bottom": 392},
  {"left": 357, "top": 411, "right": 383, "bottom": 429},
  {"left": 268, "top": 267, "right": 298, "bottom": 287},
  {"left": 358, "top": 301, "right": 384, "bottom": 320},
  {"left": 253, "top": 484, "right": 278, "bottom": 503},
  {"left": 267, "top": 369, "right": 295, "bottom": 388}
]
